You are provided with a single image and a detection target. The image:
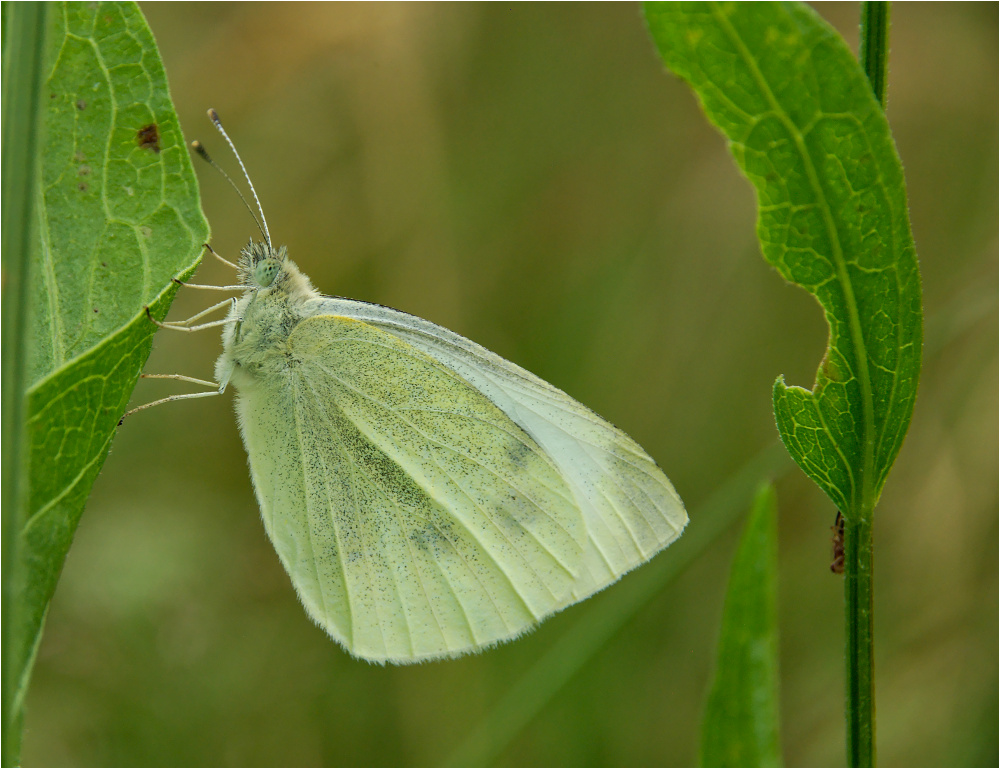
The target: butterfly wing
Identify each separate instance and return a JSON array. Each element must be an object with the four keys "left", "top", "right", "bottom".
[
  {"left": 236, "top": 314, "right": 586, "bottom": 663},
  {"left": 312, "top": 298, "right": 688, "bottom": 603}
]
